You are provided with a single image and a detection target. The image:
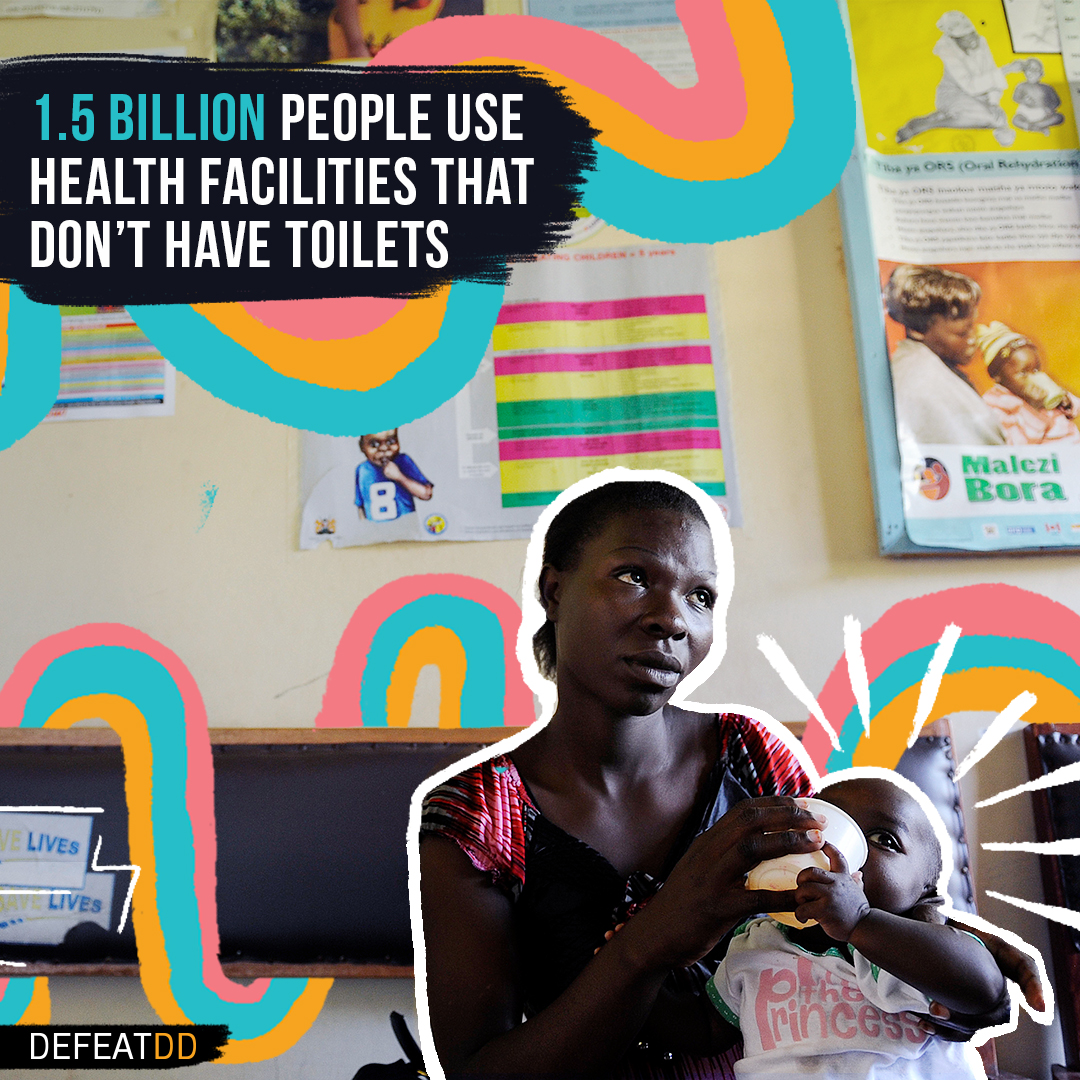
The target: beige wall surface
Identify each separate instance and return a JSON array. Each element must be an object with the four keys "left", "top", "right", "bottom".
[
  {"left": 0, "top": 194, "right": 1071, "bottom": 1080},
  {"left": 0, "top": 12, "right": 1075, "bottom": 1078}
]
